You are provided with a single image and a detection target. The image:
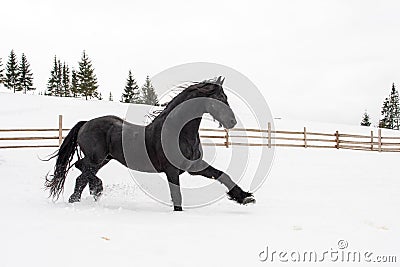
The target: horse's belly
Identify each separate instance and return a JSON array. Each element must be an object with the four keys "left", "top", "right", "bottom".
[{"left": 126, "top": 155, "right": 158, "bottom": 173}]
